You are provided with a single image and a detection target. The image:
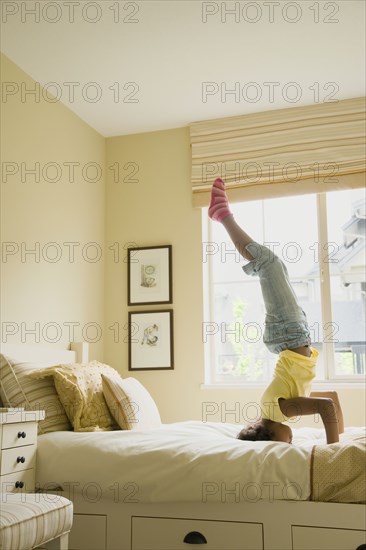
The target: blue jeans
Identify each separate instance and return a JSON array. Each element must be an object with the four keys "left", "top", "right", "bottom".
[{"left": 242, "top": 242, "right": 311, "bottom": 354}]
